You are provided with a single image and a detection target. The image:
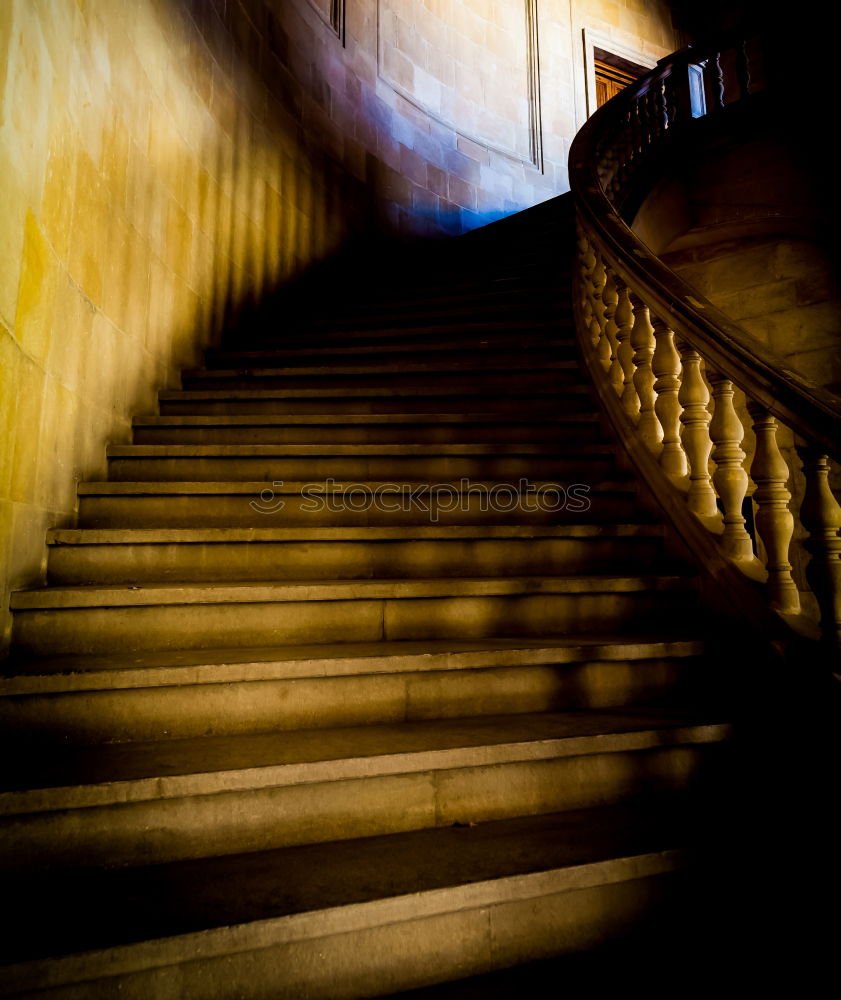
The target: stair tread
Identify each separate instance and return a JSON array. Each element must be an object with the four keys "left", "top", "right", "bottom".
[
  {"left": 107, "top": 442, "right": 613, "bottom": 457},
  {"left": 0, "top": 635, "right": 706, "bottom": 689},
  {"left": 206, "top": 340, "right": 575, "bottom": 361},
  {"left": 133, "top": 412, "right": 600, "bottom": 426},
  {"left": 47, "top": 524, "right": 663, "bottom": 544},
  {"left": 11, "top": 574, "right": 695, "bottom": 609},
  {"left": 0, "top": 709, "right": 729, "bottom": 804},
  {"left": 0, "top": 801, "right": 695, "bottom": 972},
  {"left": 283, "top": 320, "right": 562, "bottom": 337},
  {"left": 76, "top": 479, "right": 633, "bottom": 498},
  {"left": 158, "top": 384, "right": 592, "bottom": 399},
  {"left": 76, "top": 478, "right": 636, "bottom": 495},
  {"left": 182, "top": 361, "right": 579, "bottom": 378}
]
